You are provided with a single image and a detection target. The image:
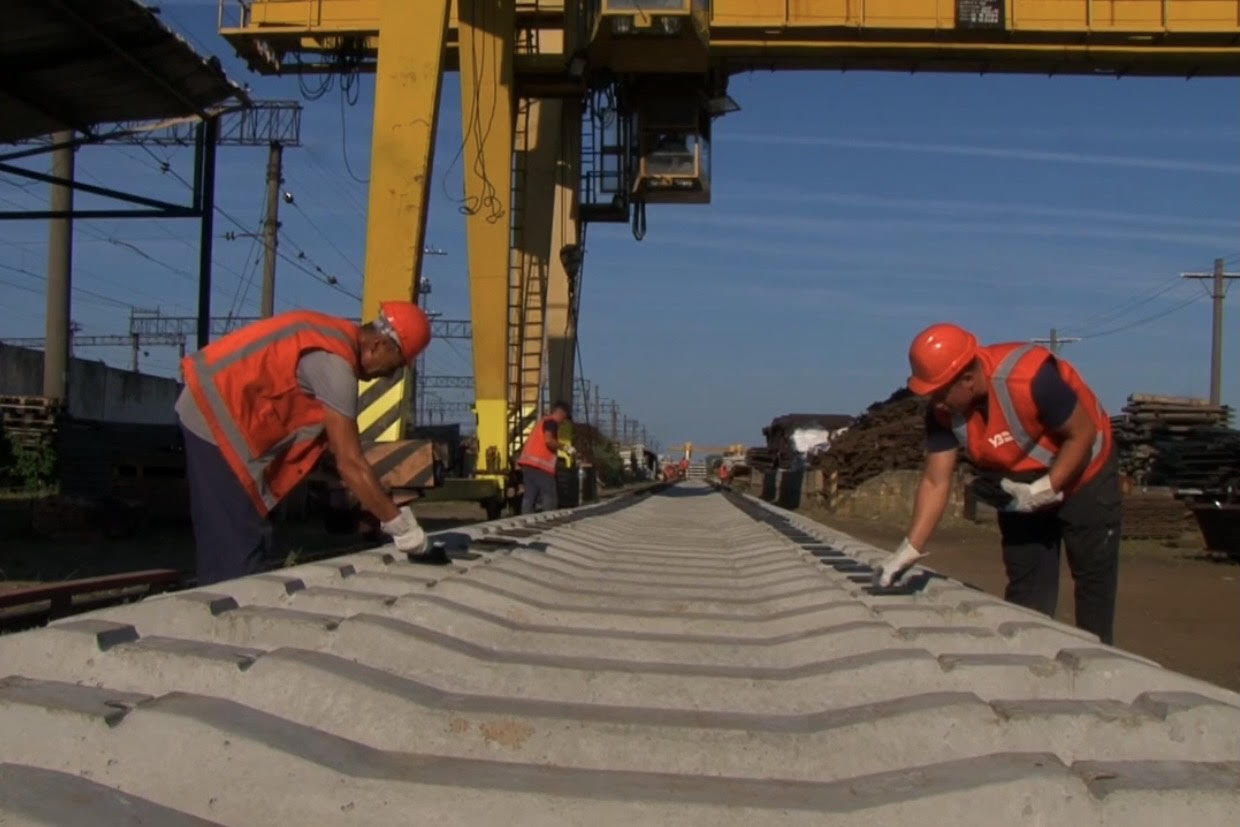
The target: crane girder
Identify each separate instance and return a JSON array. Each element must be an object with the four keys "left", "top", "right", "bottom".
[{"left": 221, "top": 0, "right": 1240, "bottom": 78}]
